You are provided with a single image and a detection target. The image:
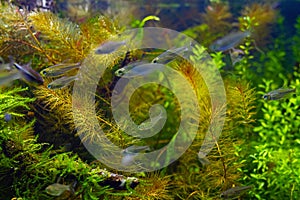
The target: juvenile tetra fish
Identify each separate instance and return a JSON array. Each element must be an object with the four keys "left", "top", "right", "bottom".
[
  {"left": 220, "top": 185, "right": 252, "bottom": 199},
  {"left": 9, "top": 56, "right": 44, "bottom": 84},
  {"left": 263, "top": 88, "right": 296, "bottom": 100},
  {"left": 41, "top": 62, "right": 81, "bottom": 77},
  {"left": 138, "top": 108, "right": 166, "bottom": 130},
  {"left": 210, "top": 31, "right": 251, "bottom": 52},
  {"left": 229, "top": 48, "right": 244, "bottom": 65},
  {"left": 151, "top": 46, "right": 189, "bottom": 64},
  {"left": 121, "top": 145, "right": 150, "bottom": 166},
  {"left": 115, "top": 61, "right": 146, "bottom": 77},
  {"left": 47, "top": 75, "right": 79, "bottom": 89},
  {"left": 197, "top": 151, "right": 211, "bottom": 166},
  {"left": 0, "top": 62, "right": 12, "bottom": 71},
  {"left": 123, "top": 145, "right": 151, "bottom": 154},
  {"left": 45, "top": 183, "right": 74, "bottom": 196},
  {"left": 115, "top": 62, "right": 164, "bottom": 78},
  {"left": 95, "top": 40, "right": 127, "bottom": 54}
]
